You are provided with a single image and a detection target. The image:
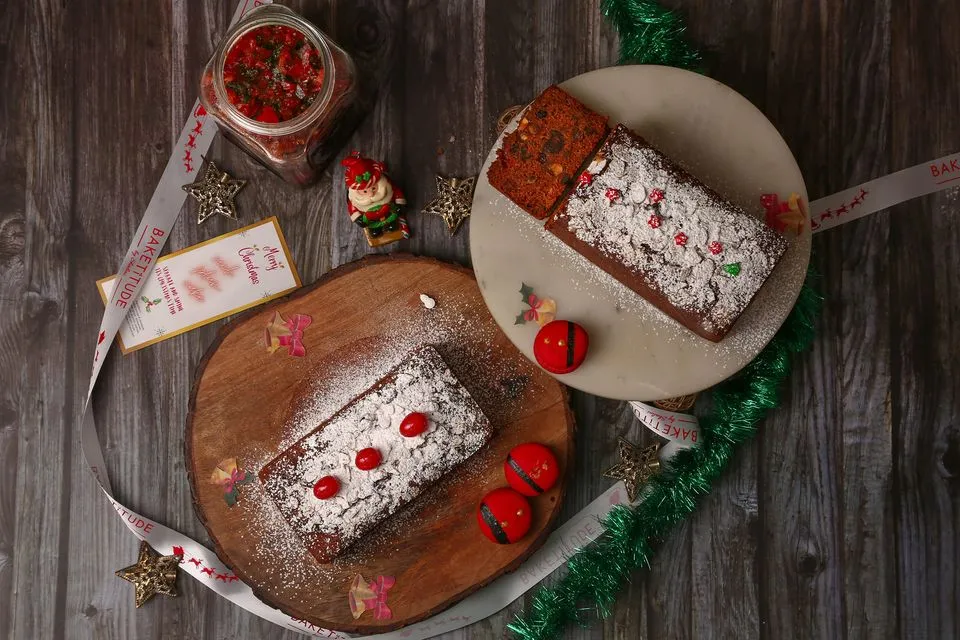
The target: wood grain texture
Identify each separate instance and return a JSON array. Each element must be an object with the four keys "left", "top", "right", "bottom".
[{"left": 1, "top": 1, "right": 958, "bottom": 639}]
